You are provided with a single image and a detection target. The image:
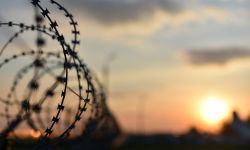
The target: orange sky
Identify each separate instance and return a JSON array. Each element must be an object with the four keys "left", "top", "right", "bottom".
[{"left": 1, "top": 0, "right": 250, "bottom": 135}]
